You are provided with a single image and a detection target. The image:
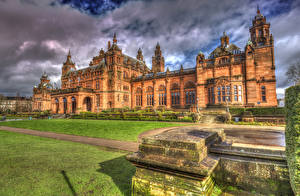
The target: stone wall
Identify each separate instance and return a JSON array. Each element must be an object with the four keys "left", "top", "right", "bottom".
[{"left": 213, "top": 156, "right": 293, "bottom": 195}]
